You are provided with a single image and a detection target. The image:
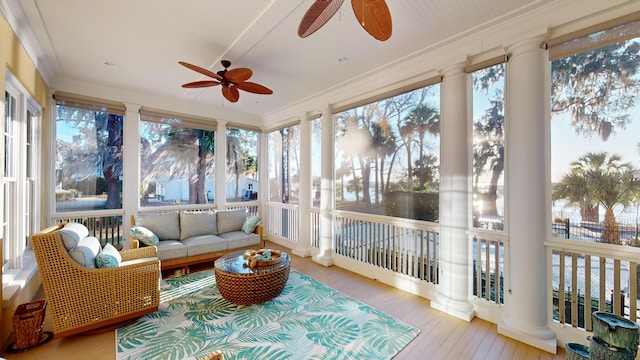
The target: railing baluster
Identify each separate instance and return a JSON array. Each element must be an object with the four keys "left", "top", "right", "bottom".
[
  {"left": 630, "top": 261, "right": 638, "bottom": 323},
  {"left": 571, "top": 253, "right": 578, "bottom": 327},
  {"left": 475, "top": 237, "right": 481, "bottom": 298},
  {"left": 599, "top": 257, "right": 606, "bottom": 312},
  {"left": 614, "top": 259, "right": 621, "bottom": 316},
  {"left": 559, "top": 250, "right": 566, "bottom": 324},
  {"left": 585, "top": 254, "right": 592, "bottom": 331},
  {"left": 494, "top": 240, "right": 500, "bottom": 303}
]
